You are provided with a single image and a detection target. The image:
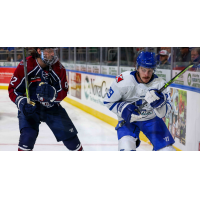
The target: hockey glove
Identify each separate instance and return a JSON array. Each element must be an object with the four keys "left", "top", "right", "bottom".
[
  {"left": 145, "top": 89, "right": 165, "bottom": 109},
  {"left": 36, "top": 82, "right": 58, "bottom": 103},
  {"left": 121, "top": 104, "right": 142, "bottom": 125},
  {"left": 15, "top": 96, "right": 38, "bottom": 119}
]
